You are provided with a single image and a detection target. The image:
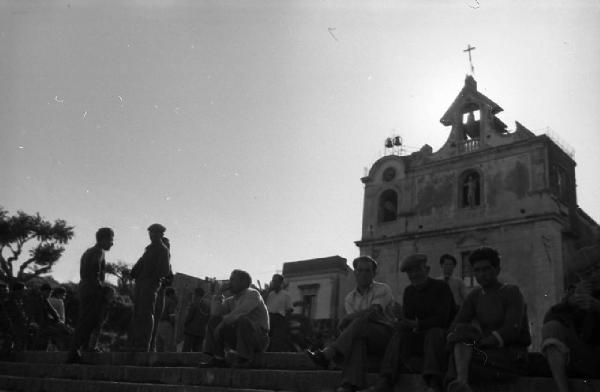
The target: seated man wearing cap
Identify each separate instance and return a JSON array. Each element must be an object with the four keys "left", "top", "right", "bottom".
[
  {"left": 445, "top": 247, "right": 531, "bottom": 392},
  {"left": 199, "top": 269, "right": 269, "bottom": 368},
  {"left": 306, "top": 256, "right": 394, "bottom": 392},
  {"left": 129, "top": 223, "right": 171, "bottom": 351},
  {"left": 541, "top": 279, "right": 600, "bottom": 392},
  {"left": 365, "top": 254, "right": 455, "bottom": 392}
]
